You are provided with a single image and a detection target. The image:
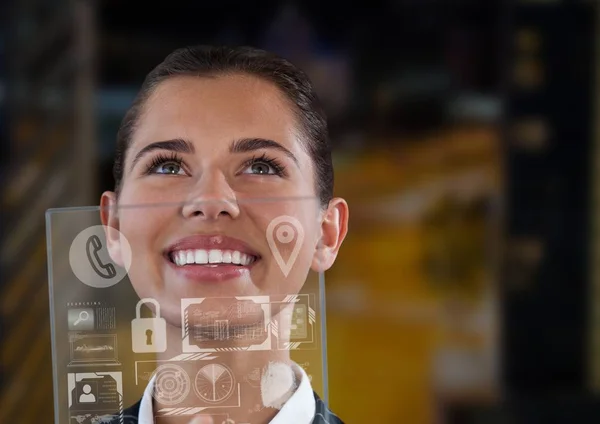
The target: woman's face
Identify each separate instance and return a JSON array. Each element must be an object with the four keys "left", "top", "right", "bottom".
[{"left": 101, "top": 75, "right": 347, "bottom": 325}]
